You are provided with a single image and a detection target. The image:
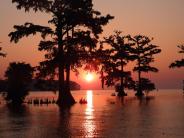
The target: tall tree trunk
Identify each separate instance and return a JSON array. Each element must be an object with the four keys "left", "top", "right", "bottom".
[
  {"left": 101, "top": 70, "right": 104, "bottom": 89},
  {"left": 66, "top": 26, "right": 71, "bottom": 93},
  {"left": 57, "top": 63, "right": 65, "bottom": 102},
  {"left": 118, "top": 60, "right": 127, "bottom": 96},
  {"left": 57, "top": 25, "right": 75, "bottom": 107},
  {"left": 58, "top": 63, "right": 75, "bottom": 106},
  {"left": 66, "top": 63, "right": 70, "bottom": 92},
  {"left": 138, "top": 69, "right": 142, "bottom": 93},
  {"left": 136, "top": 58, "right": 144, "bottom": 96},
  {"left": 65, "top": 62, "right": 75, "bottom": 104}
]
